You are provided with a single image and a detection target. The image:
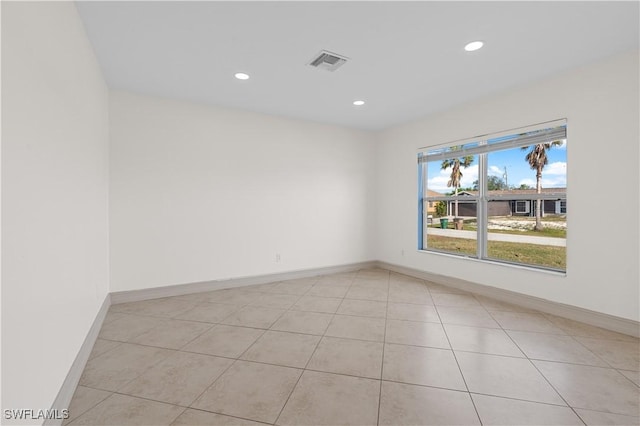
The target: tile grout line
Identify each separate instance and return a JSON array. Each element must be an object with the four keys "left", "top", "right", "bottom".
[
  {"left": 424, "top": 319, "right": 632, "bottom": 368},
  {"left": 233, "top": 281, "right": 316, "bottom": 361},
  {"left": 177, "top": 277, "right": 320, "bottom": 425},
  {"left": 566, "top": 332, "right": 625, "bottom": 370},
  {"left": 484, "top": 308, "right": 587, "bottom": 425},
  {"left": 86, "top": 344, "right": 178, "bottom": 402},
  {"left": 432, "top": 291, "right": 484, "bottom": 425},
  {"left": 614, "top": 369, "right": 640, "bottom": 389},
  {"left": 202, "top": 279, "right": 319, "bottom": 349},
  {"left": 231, "top": 289, "right": 306, "bottom": 354},
  {"left": 157, "top": 283, "right": 281, "bottom": 422},
  {"left": 273, "top": 271, "right": 359, "bottom": 425},
  {"left": 63, "top": 387, "right": 113, "bottom": 425},
  {"left": 171, "top": 407, "right": 273, "bottom": 425},
  {"left": 466, "top": 390, "right": 575, "bottom": 409},
  {"left": 376, "top": 270, "right": 390, "bottom": 426},
  {"left": 527, "top": 361, "right": 587, "bottom": 426},
  {"left": 77, "top": 373, "right": 609, "bottom": 418},
  {"left": 179, "top": 284, "right": 300, "bottom": 421}
]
